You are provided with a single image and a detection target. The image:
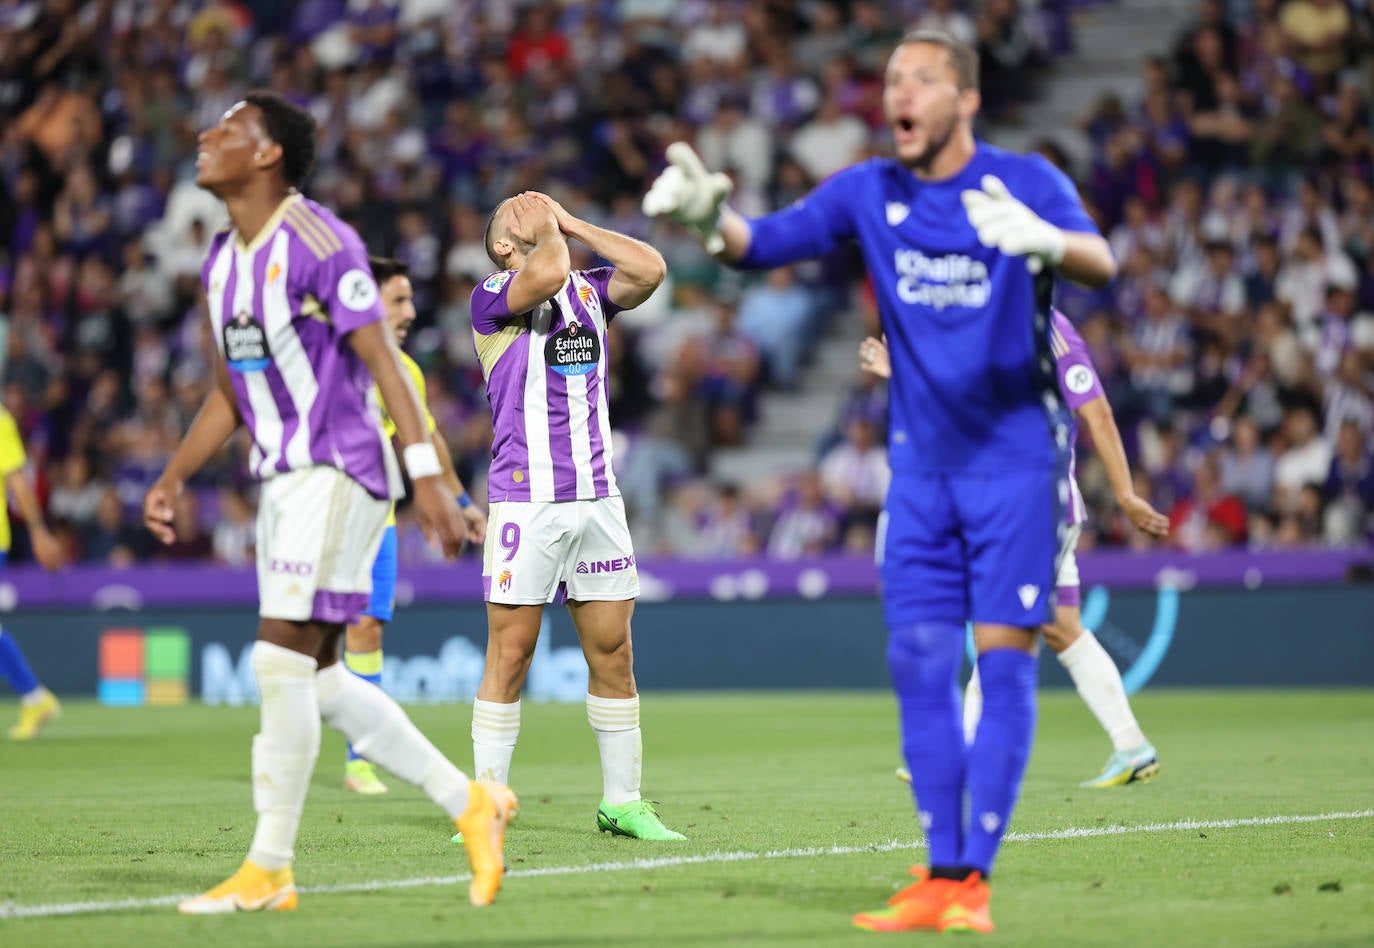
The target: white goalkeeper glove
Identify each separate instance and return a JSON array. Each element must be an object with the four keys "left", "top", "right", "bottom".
[
  {"left": 642, "top": 141, "right": 733, "bottom": 254},
  {"left": 960, "top": 174, "right": 1066, "bottom": 274}
]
